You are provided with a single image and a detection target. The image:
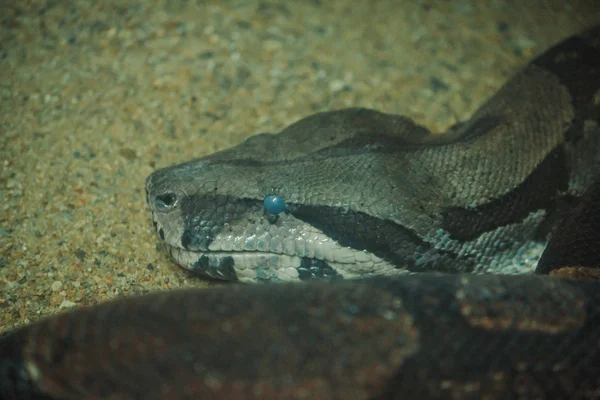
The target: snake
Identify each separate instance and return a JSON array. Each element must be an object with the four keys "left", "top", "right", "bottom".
[{"left": 1, "top": 26, "right": 599, "bottom": 400}]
